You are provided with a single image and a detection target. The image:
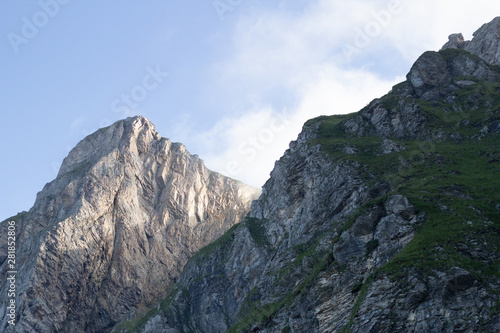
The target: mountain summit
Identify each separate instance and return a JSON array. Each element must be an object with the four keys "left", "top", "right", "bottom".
[{"left": 0, "top": 116, "right": 259, "bottom": 332}]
